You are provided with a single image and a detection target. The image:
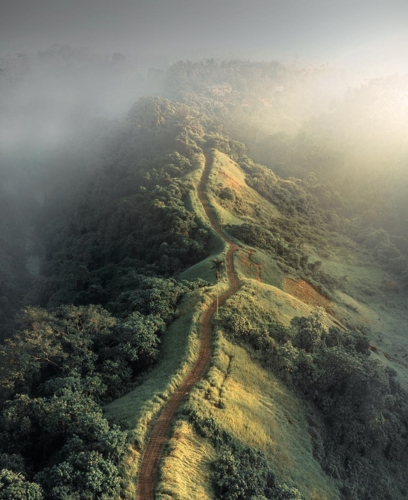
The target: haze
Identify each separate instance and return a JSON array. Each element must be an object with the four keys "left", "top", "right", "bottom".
[
  {"left": 1, "top": 0, "right": 408, "bottom": 179},
  {"left": 1, "top": 0, "right": 408, "bottom": 72}
]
